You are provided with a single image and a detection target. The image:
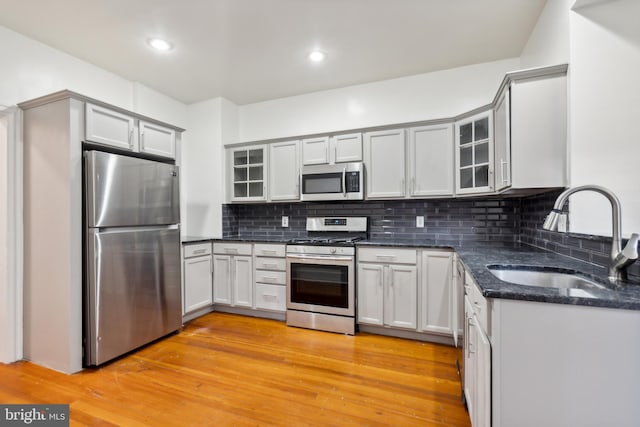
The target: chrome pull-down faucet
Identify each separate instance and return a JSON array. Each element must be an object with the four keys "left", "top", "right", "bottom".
[{"left": 542, "top": 185, "right": 639, "bottom": 282}]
